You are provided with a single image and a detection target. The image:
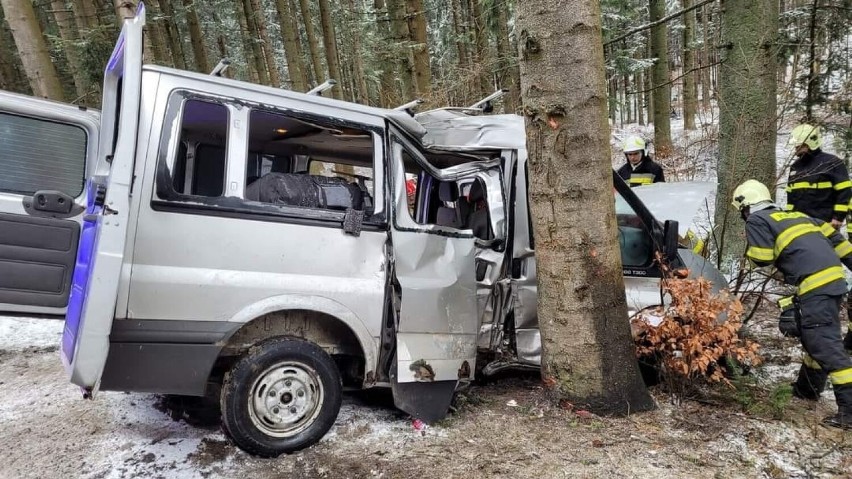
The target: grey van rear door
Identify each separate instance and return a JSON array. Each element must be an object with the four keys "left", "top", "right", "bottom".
[
  {"left": 0, "top": 93, "right": 99, "bottom": 315},
  {"left": 61, "top": 5, "right": 144, "bottom": 394}
]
